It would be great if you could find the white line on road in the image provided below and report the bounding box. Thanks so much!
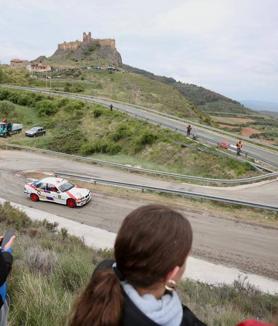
[1,197,277,295]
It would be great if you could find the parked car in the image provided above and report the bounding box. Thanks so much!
[217,141,229,149]
[25,126,46,137]
[24,177,92,208]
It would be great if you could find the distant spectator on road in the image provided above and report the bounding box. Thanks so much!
[236,140,243,156]
[110,104,113,111]
[0,235,15,326]
[69,204,206,326]
[186,124,192,137]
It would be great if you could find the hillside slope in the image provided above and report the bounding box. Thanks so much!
[124,65,252,115]
[0,88,256,178]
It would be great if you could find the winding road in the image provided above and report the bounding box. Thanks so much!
[0,150,277,280]
[4,85,278,168]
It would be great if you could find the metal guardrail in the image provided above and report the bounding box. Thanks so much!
[56,171,278,212]
[2,143,277,186]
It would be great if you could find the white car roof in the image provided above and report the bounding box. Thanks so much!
[39,177,69,186]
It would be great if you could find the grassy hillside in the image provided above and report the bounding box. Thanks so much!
[123,65,278,146]
[0,65,205,120]
[0,88,256,178]
[1,202,277,326]
[124,64,251,114]
[2,65,277,146]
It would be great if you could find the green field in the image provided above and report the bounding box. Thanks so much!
[0,88,257,178]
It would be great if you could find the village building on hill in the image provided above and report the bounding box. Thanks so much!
[10,58,29,68]
[26,63,52,73]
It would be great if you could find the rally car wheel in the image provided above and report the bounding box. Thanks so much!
[30,193,39,202]
[67,198,76,208]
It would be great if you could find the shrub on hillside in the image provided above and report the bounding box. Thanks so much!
[93,108,102,118]
[47,128,87,154]
[57,98,70,108]
[64,82,84,93]
[36,100,58,117]
[64,101,84,113]
[0,89,10,100]
[0,100,16,116]
[80,141,121,155]
[0,202,32,229]
[25,246,58,276]
[133,131,158,152]
[112,125,131,141]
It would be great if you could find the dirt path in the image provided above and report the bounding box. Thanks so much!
[0,150,277,279]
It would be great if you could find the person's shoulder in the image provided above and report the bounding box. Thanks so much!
[181,305,207,326]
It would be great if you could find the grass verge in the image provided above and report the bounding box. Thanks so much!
[1,202,277,325]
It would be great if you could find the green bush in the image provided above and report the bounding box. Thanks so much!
[134,131,158,152]
[36,100,58,117]
[0,89,10,100]
[46,128,87,154]
[81,141,121,155]
[112,125,131,141]
[64,82,84,93]
[64,101,84,113]
[0,100,16,116]
[93,108,102,118]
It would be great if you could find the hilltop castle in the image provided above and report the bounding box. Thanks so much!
[58,32,116,51]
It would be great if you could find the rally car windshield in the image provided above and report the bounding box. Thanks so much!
[59,182,74,192]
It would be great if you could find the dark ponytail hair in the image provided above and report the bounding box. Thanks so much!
[69,205,193,326]
[69,268,123,326]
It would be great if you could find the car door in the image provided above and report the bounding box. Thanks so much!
[46,183,65,204]
[35,181,47,201]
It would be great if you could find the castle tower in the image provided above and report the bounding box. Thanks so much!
[83,32,92,43]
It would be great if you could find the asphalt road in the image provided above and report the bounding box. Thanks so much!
[0,150,277,279]
[6,85,278,168]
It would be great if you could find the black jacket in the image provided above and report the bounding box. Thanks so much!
[0,251,13,308]
[94,260,206,326]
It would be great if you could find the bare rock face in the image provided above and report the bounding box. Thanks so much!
[49,32,122,67]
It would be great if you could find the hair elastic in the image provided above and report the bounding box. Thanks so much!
[112,262,125,281]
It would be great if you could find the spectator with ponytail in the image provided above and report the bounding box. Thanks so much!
[69,204,206,326]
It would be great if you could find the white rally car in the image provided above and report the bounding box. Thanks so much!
[24,177,92,208]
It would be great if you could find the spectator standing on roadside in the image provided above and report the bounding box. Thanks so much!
[186,124,192,137]
[70,204,206,326]
[0,235,15,326]
[236,140,243,156]
[110,104,113,111]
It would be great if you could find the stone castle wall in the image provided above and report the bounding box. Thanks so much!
[96,39,115,49]
[58,40,81,51]
[57,33,115,51]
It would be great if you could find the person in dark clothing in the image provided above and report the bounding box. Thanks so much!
[110,104,113,111]
[69,205,206,326]
[0,235,15,326]
[186,125,192,137]
[236,140,243,156]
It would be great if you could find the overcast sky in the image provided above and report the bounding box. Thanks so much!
[1,0,277,102]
